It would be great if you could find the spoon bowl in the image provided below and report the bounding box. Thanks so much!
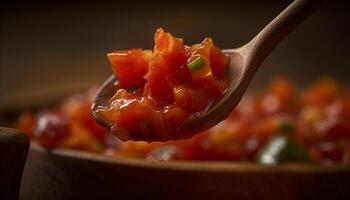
[92,0,322,141]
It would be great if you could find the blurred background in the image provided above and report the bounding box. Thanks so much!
[0,0,349,113]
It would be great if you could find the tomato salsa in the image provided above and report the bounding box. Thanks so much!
[17,77,350,165]
[98,28,229,141]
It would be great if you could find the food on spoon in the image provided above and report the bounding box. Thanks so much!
[97,28,229,141]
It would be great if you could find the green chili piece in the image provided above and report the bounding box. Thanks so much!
[257,134,309,165]
[188,56,205,71]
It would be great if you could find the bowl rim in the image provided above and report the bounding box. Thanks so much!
[30,143,350,173]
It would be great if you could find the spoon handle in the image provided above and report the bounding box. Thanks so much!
[245,0,322,67]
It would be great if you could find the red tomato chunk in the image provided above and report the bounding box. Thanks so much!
[101,28,229,141]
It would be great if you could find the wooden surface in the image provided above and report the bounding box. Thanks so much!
[20,144,350,200]
[0,128,29,200]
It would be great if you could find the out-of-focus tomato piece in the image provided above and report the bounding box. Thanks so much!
[308,146,323,163]
[254,77,297,115]
[325,98,350,122]
[17,112,36,137]
[268,77,295,101]
[61,94,91,122]
[108,48,149,90]
[61,92,108,141]
[343,147,350,163]
[252,117,280,145]
[201,120,253,161]
[33,111,70,148]
[302,77,343,106]
[60,121,104,152]
[315,119,350,141]
[314,142,345,163]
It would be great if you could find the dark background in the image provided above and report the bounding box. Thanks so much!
[1,0,349,112]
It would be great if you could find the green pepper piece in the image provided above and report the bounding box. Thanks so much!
[188,56,205,71]
[257,134,309,165]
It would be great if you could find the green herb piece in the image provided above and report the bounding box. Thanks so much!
[188,56,205,71]
[257,134,309,165]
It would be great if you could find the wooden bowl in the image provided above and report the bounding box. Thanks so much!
[20,143,350,200]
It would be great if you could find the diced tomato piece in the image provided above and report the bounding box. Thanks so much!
[205,38,229,79]
[103,97,165,141]
[173,85,210,112]
[108,49,149,89]
[144,28,187,103]
[153,28,186,63]
[163,105,188,132]
[144,55,175,103]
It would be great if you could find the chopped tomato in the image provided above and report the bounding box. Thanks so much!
[101,28,229,141]
[108,49,149,90]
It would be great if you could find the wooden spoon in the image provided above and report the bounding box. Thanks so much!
[92,0,322,141]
